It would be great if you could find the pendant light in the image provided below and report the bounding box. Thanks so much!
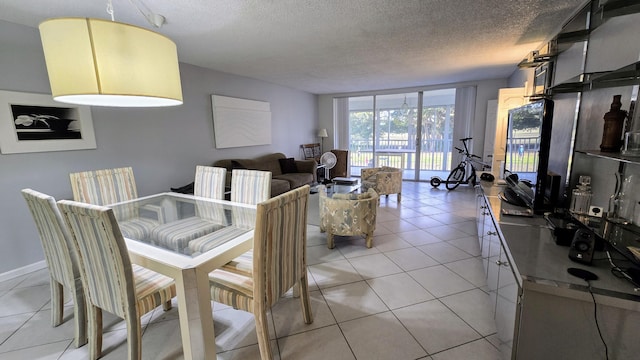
[400,95,410,115]
[38,0,183,107]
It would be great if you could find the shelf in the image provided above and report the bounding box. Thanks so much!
[595,0,640,20]
[591,61,640,89]
[548,61,640,95]
[548,72,606,94]
[575,149,640,164]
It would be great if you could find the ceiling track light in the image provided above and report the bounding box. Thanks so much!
[38,0,183,107]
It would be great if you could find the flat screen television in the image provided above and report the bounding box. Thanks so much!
[504,98,554,214]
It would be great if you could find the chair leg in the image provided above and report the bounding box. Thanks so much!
[126,315,142,360]
[163,299,172,311]
[327,233,335,249]
[88,305,103,360]
[254,303,273,360]
[365,233,373,248]
[397,192,401,202]
[72,280,88,347]
[50,278,63,327]
[298,274,314,324]
[292,282,300,298]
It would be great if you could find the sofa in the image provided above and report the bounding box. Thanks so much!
[213,153,316,197]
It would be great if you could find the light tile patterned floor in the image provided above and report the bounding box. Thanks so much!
[0,182,501,359]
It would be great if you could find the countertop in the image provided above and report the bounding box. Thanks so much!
[480,182,640,304]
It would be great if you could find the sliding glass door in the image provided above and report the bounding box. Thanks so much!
[417,89,456,181]
[347,89,456,181]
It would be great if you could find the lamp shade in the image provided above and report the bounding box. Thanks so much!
[39,18,183,107]
[317,128,328,138]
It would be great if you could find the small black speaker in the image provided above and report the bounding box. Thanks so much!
[568,228,596,265]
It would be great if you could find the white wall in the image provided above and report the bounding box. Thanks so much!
[0,20,318,275]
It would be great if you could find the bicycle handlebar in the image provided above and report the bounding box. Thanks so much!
[471,154,482,159]
[460,137,472,141]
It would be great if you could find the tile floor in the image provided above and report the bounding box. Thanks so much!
[0,182,502,360]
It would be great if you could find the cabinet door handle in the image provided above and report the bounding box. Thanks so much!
[480,206,487,209]
[496,260,510,267]
[487,231,497,236]
[482,212,490,215]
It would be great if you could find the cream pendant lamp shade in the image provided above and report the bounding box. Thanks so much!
[39,18,183,107]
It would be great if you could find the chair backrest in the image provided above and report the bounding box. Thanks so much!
[58,200,135,319]
[253,185,309,307]
[301,143,321,162]
[21,189,81,289]
[230,169,272,205]
[194,166,227,199]
[70,167,138,205]
[330,149,349,178]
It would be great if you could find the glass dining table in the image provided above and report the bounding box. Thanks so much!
[108,192,257,360]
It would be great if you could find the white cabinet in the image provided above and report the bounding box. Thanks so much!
[476,191,522,359]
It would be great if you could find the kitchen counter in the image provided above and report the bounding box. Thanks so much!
[482,182,640,302]
[478,182,640,360]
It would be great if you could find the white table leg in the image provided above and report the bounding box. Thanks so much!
[175,267,216,359]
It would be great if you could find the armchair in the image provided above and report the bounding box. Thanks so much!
[319,185,378,248]
[361,166,402,202]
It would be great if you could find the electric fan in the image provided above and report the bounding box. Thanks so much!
[319,151,337,184]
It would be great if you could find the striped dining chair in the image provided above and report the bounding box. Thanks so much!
[151,166,227,253]
[69,167,159,240]
[58,200,176,360]
[193,165,227,198]
[21,189,87,348]
[209,185,313,360]
[230,169,272,205]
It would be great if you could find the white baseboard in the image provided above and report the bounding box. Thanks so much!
[0,260,47,283]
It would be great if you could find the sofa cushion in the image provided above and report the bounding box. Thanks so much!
[273,173,313,190]
[278,157,298,173]
[271,179,291,197]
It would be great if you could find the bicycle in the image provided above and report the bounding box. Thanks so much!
[430,137,489,190]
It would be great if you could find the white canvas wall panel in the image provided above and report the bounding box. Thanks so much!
[211,95,271,149]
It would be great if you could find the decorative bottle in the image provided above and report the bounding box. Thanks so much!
[570,175,592,215]
[600,95,628,152]
[608,173,634,224]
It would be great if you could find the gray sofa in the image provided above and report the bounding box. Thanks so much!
[213,152,316,197]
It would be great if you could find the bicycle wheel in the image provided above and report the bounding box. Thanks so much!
[445,165,465,190]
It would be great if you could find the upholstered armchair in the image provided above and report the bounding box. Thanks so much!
[319,185,378,248]
[361,166,402,202]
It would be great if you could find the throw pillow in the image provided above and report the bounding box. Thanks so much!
[231,160,247,169]
[279,158,298,173]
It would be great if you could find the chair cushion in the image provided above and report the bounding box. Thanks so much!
[221,250,253,276]
[209,269,254,311]
[132,264,176,315]
[151,217,224,253]
[188,227,253,256]
[333,192,372,200]
[278,157,298,173]
[119,217,159,241]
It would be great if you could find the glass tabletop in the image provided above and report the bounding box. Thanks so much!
[108,192,256,258]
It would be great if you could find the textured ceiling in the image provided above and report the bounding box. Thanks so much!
[0,0,588,94]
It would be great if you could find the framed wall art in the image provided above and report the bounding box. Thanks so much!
[0,90,96,154]
[211,94,271,149]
